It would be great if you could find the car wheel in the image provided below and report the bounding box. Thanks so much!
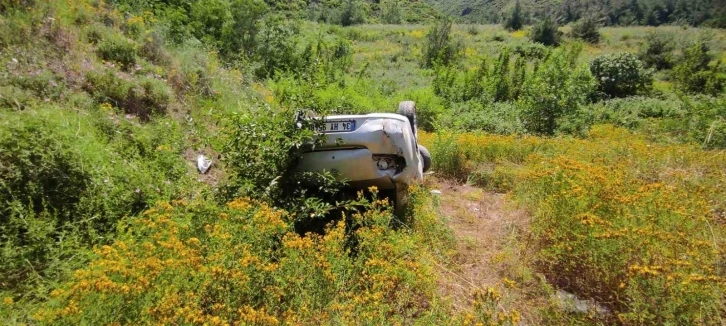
[397,101,417,138]
[419,145,431,173]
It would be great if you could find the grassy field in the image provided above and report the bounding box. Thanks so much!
[1,0,725,324]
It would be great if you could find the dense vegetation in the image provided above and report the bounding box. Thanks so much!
[426,0,726,27]
[1,0,725,324]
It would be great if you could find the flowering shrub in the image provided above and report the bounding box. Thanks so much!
[22,186,521,325]
[33,194,431,324]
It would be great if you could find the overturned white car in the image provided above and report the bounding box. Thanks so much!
[296,101,431,214]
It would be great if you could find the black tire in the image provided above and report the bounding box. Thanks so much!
[419,145,431,173]
[397,101,417,138]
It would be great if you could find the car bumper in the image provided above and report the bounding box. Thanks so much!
[296,114,423,189]
[297,149,398,189]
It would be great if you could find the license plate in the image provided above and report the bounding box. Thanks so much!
[313,120,356,133]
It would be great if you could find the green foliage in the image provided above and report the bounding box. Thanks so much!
[433,51,528,104]
[220,104,320,211]
[0,107,190,298]
[427,0,725,27]
[421,17,461,68]
[253,17,299,79]
[529,16,561,46]
[402,88,445,132]
[570,16,600,43]
[681,95,726,149]
[510,42,549,60]
[519,46,595,135]
[380,0,403,24]
[639,30,675,70]
[672,40,725,96]
[590,53,653,99]
[96,35,137,70]
[189,0,230,46]
[221,0,268,59]
[503,0,524,31]
[588,96,683,129]
[642,95,726,149]
[84,70,170,119]
[430,132,469,181]
[440,102,524,134]
[138,32,171,66]
[0,0,34,13]
[340,0,365,26]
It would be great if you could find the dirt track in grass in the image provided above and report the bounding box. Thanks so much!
[430,178,550,324]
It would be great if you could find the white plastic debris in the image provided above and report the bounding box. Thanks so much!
[430,190,442,195]
[197,155,212,174]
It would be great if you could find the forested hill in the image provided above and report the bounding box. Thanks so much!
[110,0,441,25]
[424,0,726,27]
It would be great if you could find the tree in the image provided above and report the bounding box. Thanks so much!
[222,0,268,58]
[504,0,524,31]
[639,30,675,70]
[340,0,363,26]
[673,40,725,96]
[254,17,299,78]
[530,17,561,46]
[519,46,595,135]
[381,0,403,24]
[421,18,461,68]
[189,0,230,45]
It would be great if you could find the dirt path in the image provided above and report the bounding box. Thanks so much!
[431,179,547,324]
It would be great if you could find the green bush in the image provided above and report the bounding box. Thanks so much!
[529,16,561,46]
[510,42,548,59]
[639,30,675,70]
[666,95,726,149]
[590,53,653,99]
[96,35,137,70]
[672,40,725,96]
[570,16,600,43]
[519,46,595,135]
[220,104,314,203]
[421,17,461,68]
[401,88,445,132]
